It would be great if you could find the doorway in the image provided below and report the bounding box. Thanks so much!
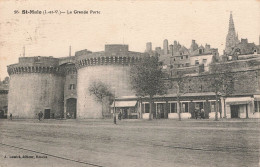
[230,105,239,118]
[157,103,165,119]
[66,98,77,119]
[122,108,128,119]
[44,109,51,119]
[0,110,4,118]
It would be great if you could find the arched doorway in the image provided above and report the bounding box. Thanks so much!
[0,110,4,118]
[66,98,77,119]
[0,106,8,119]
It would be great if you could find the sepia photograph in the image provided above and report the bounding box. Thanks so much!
[0,0,259,166]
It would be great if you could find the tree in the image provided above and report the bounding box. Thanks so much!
[130,55,167,120]
[88,81,114,118]
[170,70,190,121]
[175,73,184,121]
[210,63,234,120]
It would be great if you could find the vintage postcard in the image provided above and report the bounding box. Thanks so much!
[0,0,259,167]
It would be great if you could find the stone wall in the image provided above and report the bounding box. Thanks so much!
[169,69,259,96]
[0,92,8,111]
[211,58,260,71]
[18,57,59,67]
[105,44,129,53]
[77,65,134,119]
[8,73,64,118]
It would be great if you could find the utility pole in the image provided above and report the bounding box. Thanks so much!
[23,46,25,57]
[69,45,71,57]
[113,89,116,124]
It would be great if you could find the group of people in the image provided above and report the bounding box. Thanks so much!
[9,111,44,121]
[113,111,123,125]
[194,108,205,119]
[66,112,75,119]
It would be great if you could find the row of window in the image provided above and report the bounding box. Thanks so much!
[172,59,207,67]
[143,102,217,113]
[173,55,189,61]
[176,63,190,68]
[195,59,207,65]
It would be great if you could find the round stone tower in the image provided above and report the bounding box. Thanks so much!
[7,56,65,119]
[75,44,144,119]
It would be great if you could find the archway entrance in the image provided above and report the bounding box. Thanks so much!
[66,98,77,119]
[0,110,4,118]
[0,106,8,119]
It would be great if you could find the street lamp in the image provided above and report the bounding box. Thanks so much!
[112,87,116,124]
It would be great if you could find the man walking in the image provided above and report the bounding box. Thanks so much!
[118,111,122,120]
[38,111,43,121]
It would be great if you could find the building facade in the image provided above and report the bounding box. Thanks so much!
[7,45,144,119]
[0,77,9,118]
[7,57,65,119]
[5,12,260,120]
[75,44,144,118]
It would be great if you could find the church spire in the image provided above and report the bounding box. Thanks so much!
[228,12,236,33]
[225,12,239,55]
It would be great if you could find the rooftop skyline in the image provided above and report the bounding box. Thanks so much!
[0,0,260,78]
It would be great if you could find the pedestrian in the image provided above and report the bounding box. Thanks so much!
[118,111,122,120]
[38,112,41,121]
[40,111,43,120]
[9,113,12,120]
[38,111,43,121]
[195,109,198,119]
[200,109,205,119]
[67,112,70,119]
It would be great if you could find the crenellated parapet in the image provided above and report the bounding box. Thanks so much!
[7,64,64,76]
[7,56,66,76]
[64,64,77,75]
[75,44,145,69]
[75,55,143,69]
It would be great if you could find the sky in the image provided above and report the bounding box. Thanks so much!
[0,0,260,79]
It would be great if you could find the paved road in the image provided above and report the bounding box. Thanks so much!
[0,119,259,167]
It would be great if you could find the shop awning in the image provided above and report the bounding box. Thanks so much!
[225,97,253,105]
[254,95,260,101]
[111,101,137,108]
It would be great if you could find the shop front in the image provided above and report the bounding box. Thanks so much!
[111,100,138,119]
[225,97,254,118]
[253,95,260,118]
